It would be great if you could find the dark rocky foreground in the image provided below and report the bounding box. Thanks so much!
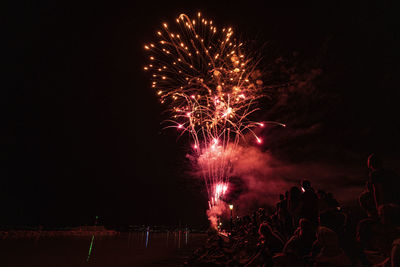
[185,230,259,266]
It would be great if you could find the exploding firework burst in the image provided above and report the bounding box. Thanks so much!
[143,12,283,209]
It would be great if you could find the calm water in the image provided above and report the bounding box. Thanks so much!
[0,231,207,267]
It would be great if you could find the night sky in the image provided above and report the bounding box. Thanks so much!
[4,1,400,228]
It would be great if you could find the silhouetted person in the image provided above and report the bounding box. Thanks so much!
[317,190,330,213]
[277,193,291,238]
[283,218,316,258]
[247,222,284,266]
[313,226,352,267]
[377,204,400,255]
[273,218,315,267]
[359,190,378,219]
[367,154,400,209]
[259,222,285,254]
[288,186,302,230]
[276,194,285,211]
[357,191,380,255]
[391,238,400,267]
[300,180,319,224]
[320,208,370,266]
[258,208,267,224]
[326,193,340,210]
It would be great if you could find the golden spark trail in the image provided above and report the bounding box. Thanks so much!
[143,12,284,208]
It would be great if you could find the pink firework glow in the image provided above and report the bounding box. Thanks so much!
[143,12,284,209]
[208,183,228,209]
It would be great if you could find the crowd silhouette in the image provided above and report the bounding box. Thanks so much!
[187,154,400,266]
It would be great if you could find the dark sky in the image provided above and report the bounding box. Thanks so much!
[4,1,400,228]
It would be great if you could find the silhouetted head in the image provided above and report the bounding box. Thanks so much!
[301,180,312,190]
[258,222,273,238]
[367,153,383,171]
[279,194,284,201]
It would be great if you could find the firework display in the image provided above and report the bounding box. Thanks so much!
[143,13,281,209]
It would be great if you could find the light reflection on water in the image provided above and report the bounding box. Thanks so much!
[126,228,190,249]
[0,230,206,266]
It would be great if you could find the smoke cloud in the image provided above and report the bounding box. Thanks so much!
[228,145,366,215]
[207,202,228,229]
